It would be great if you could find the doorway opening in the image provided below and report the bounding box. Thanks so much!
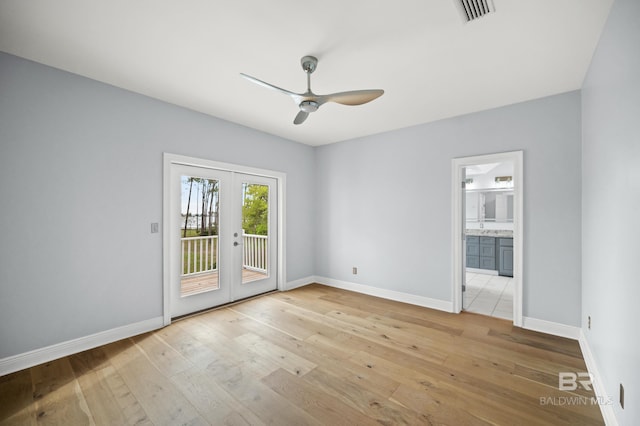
[163,154,286,324]
[452,151,523,326]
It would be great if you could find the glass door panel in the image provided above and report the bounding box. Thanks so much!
[233,174,277,301]
[241,183,270,284]
[170,165,231,318]
[179,175,220,296]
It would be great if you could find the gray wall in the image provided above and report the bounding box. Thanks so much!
[582,0,640,422]
[316,91,582,325]
[0,53,316,359]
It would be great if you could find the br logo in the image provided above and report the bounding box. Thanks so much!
[558,372,593,391]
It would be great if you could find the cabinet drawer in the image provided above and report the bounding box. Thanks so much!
[480,256,496,270]
[466,236,479,244]
[466,255,480,268]
[480,236,494,245]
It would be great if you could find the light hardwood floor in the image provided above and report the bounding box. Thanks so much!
[0,284,604,425]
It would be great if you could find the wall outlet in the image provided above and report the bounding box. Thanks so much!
[352,267,358,275]
[588,316,591,330]
[151,222,159,233]
[620,383,624,409]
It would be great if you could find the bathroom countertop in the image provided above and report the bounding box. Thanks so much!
[466,229,513,238]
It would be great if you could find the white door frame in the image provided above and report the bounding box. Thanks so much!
[162,153,286,325]
[451,150,523,327]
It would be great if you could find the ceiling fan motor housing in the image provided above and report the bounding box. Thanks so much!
[300,100,319,113]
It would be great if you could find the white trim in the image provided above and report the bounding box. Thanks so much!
[316,276,453,312]
[163,153,286,325]
[452,150,524,326]
[285,276,316,291]
[579,330,618,426]
[521,316,581,340]
[163,156,171,325]
[0,316,164,376]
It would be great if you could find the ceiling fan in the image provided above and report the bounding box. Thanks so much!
[240,55,384,125]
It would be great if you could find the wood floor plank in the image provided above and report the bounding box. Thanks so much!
[262,368,379,426]
[193,308,252,340]
[131,332,193,378]
[68,347,111,374]
[94,365,152,426]
[229,298,320,340]
[181,317,282,378]
[389,382,495,426]
[304,331,373,361]
[0,284,604,425]
[170,365,266,426]
[199,354,323,425]
[0,369,37,426]
[233,332,317,377]
[225,309,354,366]
[350,350,551,426]
[311,308,450,364]
[30,358,93,425]
[233,297,346,340]
[102,339,206,425]
[68,351,133,426]
[302,365,430,425]
[157,320,223,367]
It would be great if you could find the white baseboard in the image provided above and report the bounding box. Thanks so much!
[579,330,618,426]
[0,316,164,376]
[285,275,316,291]
[521,316,581,340]
[315,276,453,312]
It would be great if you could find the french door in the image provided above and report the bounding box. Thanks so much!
[168,163,277,318]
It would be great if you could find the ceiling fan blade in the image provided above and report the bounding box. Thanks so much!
[320,89,384,106]
[293,110,309,125]
[240,73,302,102]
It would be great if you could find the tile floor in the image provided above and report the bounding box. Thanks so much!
[463,271,513,320]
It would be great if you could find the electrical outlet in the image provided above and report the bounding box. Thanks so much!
[588,316,591,330]
[151,222,159,233]
[352,267,358,275]
[620,383,624,409]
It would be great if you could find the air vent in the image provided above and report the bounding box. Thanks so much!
[457,0,495,22]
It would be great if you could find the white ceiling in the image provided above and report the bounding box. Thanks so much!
[0,1,613,146]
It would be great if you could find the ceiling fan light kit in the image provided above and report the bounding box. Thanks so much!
[241,55,384,125]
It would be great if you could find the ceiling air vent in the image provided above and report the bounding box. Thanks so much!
[457,0,495,22]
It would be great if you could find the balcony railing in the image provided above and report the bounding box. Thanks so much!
[181,233,267,277]
[182,235,218,276]
[243,233,268,273]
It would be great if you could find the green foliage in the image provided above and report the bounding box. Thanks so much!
[242,184,269,235]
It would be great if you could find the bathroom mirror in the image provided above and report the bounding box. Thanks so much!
[466,189,513,223]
